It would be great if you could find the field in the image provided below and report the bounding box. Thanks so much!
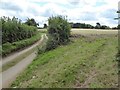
[11,29,118,88]
[71,28,118,35]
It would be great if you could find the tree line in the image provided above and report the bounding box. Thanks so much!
[69,22,111,29]
[43,22,120,29]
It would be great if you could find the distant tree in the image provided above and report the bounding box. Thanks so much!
[95,22,101,29]
[69,22,73,28]
[85,24,94,29]
[117,25,120,29]
[43,23,47,28]
[71,23,94,29]
[25,18,39,27]
[112,27,117,29]
[100,25,110,29]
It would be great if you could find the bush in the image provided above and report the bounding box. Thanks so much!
[46,16,71,51]
[45,35,59,51]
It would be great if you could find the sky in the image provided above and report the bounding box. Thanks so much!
[0,0,120,27]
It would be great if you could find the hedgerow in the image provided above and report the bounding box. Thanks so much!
[2,32,42,56]
[1,16,37,44]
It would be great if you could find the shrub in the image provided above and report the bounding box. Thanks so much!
[45,35,59,51]
[46,16,71,51]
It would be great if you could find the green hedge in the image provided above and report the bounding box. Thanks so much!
[1,16,37,44]
[2,32,42,56]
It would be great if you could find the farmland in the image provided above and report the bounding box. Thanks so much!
[1,0,120,89]
[71,28,118,35]
[1,16,119,88]
[11,29,118,88]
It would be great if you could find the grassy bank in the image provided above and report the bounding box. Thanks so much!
[11,35,118,88]
[2,34,47,72]
[2,32,42,56]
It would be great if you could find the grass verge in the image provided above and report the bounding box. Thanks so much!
[11,35,118,88]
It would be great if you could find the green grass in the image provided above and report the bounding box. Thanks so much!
[2,34,47,72]
[11,35,118,88]
[2,32,42,56]
[38,29,47,32]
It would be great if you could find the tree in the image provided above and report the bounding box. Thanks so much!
[95,22,101,29]
[25,18,39,27]
[71,23,94,29]
[43,23,47,28]
[117,25,120,29]
[100,25,110,29]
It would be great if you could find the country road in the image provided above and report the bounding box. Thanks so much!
[1,34,45,66]
[1,51,37,88]
[0,29,118,88]
[1,34,48,88]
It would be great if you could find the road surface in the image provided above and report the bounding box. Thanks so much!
[1,34,45,66]
[0,34,48,88]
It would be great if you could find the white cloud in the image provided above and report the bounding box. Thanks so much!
[0,0,119,27]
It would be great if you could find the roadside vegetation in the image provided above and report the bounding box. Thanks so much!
[38,16,71,53]
[2,32,42,56]
[46,16,71,51]
[2,34,48,72]
[1,16,41,56]
[1,17,37,44]
[11,34,118,88]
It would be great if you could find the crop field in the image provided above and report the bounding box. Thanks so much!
[71,28,118,35]
[38,28,118,35]
[11,30,118,88]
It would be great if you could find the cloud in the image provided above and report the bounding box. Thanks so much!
[81,12,98,21]
[0,0,22,12]
[101,9,117,19]
[68,0,81,5]
[0,0,119,27]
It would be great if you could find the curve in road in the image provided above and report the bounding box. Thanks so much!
[1,34,48,88]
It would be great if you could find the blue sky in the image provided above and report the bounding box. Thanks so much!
[0,0,119,27]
